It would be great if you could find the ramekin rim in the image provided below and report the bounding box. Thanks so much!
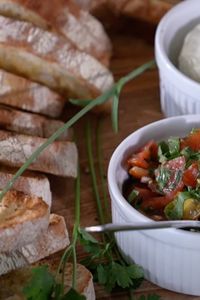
[155,0,200,93]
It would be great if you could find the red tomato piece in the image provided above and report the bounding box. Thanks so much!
[128,156,149,169]
[181,130,200,151]
[138,140,158,161]
[183,163,199,188]
[129,166,149,179]
[141,196,173,210]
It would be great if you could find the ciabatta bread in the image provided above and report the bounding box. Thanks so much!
[0,214,70,275]
[0,105,73,140]
[0,130,78,177]
[0,16,113,112]
[0,262,95,300]
[0,70,65,117]
[0,0,111,66]
[0,166,52,207]
[0,190,49,252]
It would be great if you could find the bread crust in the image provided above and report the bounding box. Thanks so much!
[0,105,73,140]
[0,190,49,252]
[0,129,78,177]
[0,15,113,112]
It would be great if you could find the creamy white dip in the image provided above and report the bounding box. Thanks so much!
[179,24,200,82]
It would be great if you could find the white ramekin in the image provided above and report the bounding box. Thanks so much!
[155,0,200,117]
[108,115,200,296]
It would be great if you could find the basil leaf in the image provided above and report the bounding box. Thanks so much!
[164,192,191,220]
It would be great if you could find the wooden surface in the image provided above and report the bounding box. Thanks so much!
[50,17,198,300]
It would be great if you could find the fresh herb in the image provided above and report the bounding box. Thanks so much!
[128,189,139,203]
[83,120,144,292]
[23,266,55,300]
[155,166,171,192]
[164,192,191,220]
[168,137,180,156]
[158,137,180,163]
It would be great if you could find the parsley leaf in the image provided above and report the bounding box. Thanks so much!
[164,192,191,220]
[97,262,144,292]
[156,166,171,192]
[23,266,55,300]
[158,138,180,163]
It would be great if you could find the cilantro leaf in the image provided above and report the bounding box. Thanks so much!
[23,266,55,300]
[164,192,191,220]
[62,288,86,300]
[155,166,171,192]
[158,141,169,163]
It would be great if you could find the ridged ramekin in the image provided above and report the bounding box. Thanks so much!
[108,115,200,296]
[155,0,200,117]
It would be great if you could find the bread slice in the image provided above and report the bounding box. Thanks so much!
[0,190,49,252]
[0,166,52,207]
[0,16,114,112]
[0,105,73,140]
[0,0,111,66]
[0,262,95,300]
[0,214,70,275]
[0,69,65,118]
[0,129,78,177]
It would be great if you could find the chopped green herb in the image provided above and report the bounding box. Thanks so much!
[155,166,171,192]
[158,141,169,163]
[168,137,180,156]
[164,192,191,220]
[128,189,139,203]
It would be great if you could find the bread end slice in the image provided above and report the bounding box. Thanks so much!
[0,190,49,252]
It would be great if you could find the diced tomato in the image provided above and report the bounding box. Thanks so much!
[128,156,149,169]
[183,163,199,188]
[181,130,200,151]
[141,196,173,210]
[157,156,185,194]
[137,140,158,161]
[134,186,158,199]
[129,166,149,179]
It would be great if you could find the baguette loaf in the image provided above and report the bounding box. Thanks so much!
[0,262,95,300]
[0,0,111,66]
[0,214,70,275]
[0,130,78,177]
[0,70,65,117]
[0,16,114,111]
[0,190,49,252]
[0,166,52,207]
[0,105,73,140]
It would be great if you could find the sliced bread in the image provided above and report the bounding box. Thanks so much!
[0,129,78,177]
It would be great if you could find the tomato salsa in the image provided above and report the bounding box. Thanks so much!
[123,129,200,221]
